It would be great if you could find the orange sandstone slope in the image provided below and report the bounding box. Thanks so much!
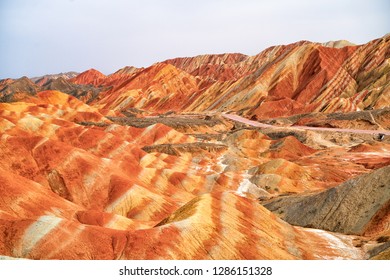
[69,68,107,87]
[97,63,200,112]
[81,35,388,117]
[0,90,389,259]
[182,36,389,118]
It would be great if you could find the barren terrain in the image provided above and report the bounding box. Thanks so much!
[0,35,389,259]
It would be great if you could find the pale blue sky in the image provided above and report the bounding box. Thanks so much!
[1,0,389,78]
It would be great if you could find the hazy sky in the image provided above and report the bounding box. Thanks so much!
[1,0,389,78]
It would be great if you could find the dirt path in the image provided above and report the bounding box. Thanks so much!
[222,113,390,136]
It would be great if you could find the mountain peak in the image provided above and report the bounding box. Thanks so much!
[322,40,356,48]
[70,68,106,86]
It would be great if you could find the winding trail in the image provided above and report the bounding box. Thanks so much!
[222,113,390,136]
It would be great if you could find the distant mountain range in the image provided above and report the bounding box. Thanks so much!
[31,71,79,85]
[2,35,389,120]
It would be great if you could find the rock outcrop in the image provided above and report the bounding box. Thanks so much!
[263,166,390,236]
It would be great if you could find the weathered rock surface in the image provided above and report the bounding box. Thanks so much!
[263,166,390,236]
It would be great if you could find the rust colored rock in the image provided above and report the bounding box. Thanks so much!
[69,68,107,86]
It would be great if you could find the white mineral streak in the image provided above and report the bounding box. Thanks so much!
[15,215,62,257]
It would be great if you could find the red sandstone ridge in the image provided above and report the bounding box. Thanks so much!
[94,63,200,112]
[63,34,387,120]
[164,53,251,82]
[2,35,389,118]
[69,68,107,86]
[0,35,389,260]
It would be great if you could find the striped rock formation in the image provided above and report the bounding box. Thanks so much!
[82,34,388,118]
[2,35,388,118]
[0,35,389,259]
